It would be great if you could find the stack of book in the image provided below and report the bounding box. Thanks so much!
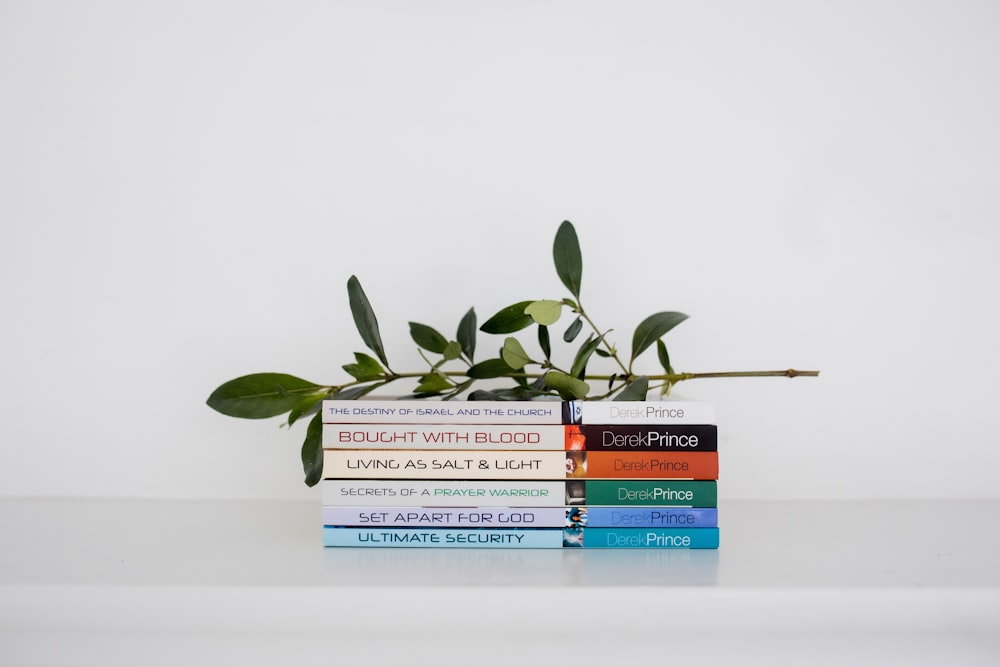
[320,400,719,549]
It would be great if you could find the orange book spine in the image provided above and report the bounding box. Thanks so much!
[574,451,718,480]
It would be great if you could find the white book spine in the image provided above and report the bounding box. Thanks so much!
[578,401,716,425]
[322,400,566,424]
[321,400,715,425]
[322,479,566,507]
[323,424,569,450]
[324,450,569,479]
[322,506,568,528]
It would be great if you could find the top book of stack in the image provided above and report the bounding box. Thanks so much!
[322,400,716,425]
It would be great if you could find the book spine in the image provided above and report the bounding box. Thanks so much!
[323,450,568,479]
[583,507,718,528]
[321,400,714,425]
[323,527,564,548]
[322,480,566,506]
[322,506,568,528]
[323,424,571,450]
[323,424,717,451]
[322,506,719,528]
[322,480,717,507]
[322,400,570,424]
[323,450,718,480]
[322,527,719,548]
[577,451,718,479]
[575,424,717,451]
[573,527,719,549]
[577,401,716,425]
[579,480,718,507]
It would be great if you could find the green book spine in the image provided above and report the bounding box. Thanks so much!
[582,480,717,507]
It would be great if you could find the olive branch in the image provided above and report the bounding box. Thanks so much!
[206,220,818,486]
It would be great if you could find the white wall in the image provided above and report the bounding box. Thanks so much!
[2,0,998,501]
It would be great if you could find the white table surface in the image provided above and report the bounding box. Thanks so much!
[1,498,998,666]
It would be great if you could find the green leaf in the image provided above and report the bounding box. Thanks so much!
[341,352,385,382]
[657,339,676,397]
[206,373,327,419]
[615,376,650,401]
[538,325,551,360]
[553,220,583,298]
[467,358,515,379]
[480,301,535,334]
[524,300,563,326]
[631,312,688,363]
[563,316,583,342]
[347,275,389,367]
[457,308,477,361]
[409,322,449,354]
[544,370,590,400]
[331,384,381,400]
[415,372,453,394]
[287,391,329,427]
[657,339,674,374]
[301,412,324,487]
[443,379,474,400]
[470,385,555,401]
[468,389,500,400]
[442,341,462,361]
[501,337,533,370]
[570,333,606,379]
[529,375,548,391]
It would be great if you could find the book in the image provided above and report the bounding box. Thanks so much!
[573,451,718,480]
[583,507,718,528]
[322,526,720,548]
[322,479,717,507]
[322,400,716,425]
[321,526,560,547]
[322,423,717,451]
[576,424,717,451]
[322,506,569,528]
[583,480,717,506]
[324,423,570,450]
[321,506,719,528]
[323,400,570,424]
[323,449,567,479]
[322,450,719,480]
[578,401,716,425]
[574,527,719,549]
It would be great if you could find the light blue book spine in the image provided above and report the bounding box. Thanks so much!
[323,527,720,548]
[323,527,564,548]
[585,507,718,528]
[577,528,719,549]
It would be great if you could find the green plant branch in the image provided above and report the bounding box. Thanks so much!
[206,219,821,487]
[326,367,820,400]
[575,300,629,376]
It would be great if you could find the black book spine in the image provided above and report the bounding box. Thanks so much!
[578,424,717,452]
